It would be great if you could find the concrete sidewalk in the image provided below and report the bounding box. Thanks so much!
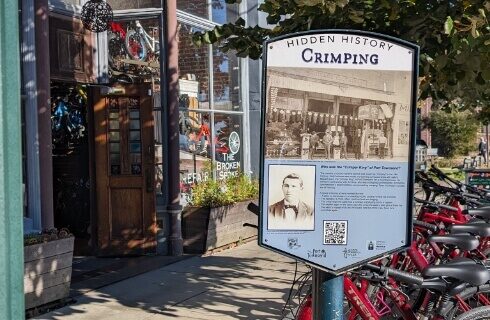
[34,241,309,319]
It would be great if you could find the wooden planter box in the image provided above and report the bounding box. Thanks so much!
[24,237,75,310]
[182,200,258,254]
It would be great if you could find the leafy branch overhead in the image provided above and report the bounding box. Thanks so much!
[193,0,490,110]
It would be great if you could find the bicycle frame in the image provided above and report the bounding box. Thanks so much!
[345,276,418,320]
[133,20,159,54]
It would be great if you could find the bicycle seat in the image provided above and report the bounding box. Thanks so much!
[449,223,490,237]
[422,262,490,286]
[428,233,479,251]
[464,207,490,220]
[445,257,480,266]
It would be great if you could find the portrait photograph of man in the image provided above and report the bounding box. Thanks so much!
[267,165,315,230]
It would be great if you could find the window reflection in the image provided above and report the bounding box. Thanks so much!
[179,111,212,204]
[213,46,240,111]
[211,0,239,24]
[178,23,209,109]
[179,111,212,158]
[177,0,209,20]
[106,0,162,10]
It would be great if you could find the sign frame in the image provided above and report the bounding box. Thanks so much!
[258,29,419,274]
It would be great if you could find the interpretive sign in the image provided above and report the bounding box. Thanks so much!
[259,30,418,274]
[466,169,490,190]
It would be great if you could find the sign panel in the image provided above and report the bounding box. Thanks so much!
[466,169,490,190]
[259,30,418,274]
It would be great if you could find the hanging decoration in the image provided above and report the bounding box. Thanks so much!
[81,0,113,33]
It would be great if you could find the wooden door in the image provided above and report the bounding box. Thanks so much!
[92,84,156,255]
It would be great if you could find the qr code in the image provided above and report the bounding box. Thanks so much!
[323,220,348,245]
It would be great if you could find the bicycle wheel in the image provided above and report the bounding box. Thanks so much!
[454,306,490,320]
[125,29,147,60]
[446,285,490,318]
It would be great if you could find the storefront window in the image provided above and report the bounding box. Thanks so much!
[107,0,162,10]
[107,18,160,84]
[214,113,242,180]
[177,0,239,25]
[211,0,239,24]
[213,46,240,111]
[179,110,212,203]
[177,0,209,20]
[178,23,210,109]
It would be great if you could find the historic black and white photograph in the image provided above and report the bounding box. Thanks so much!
[264,67,413,161]
[267,164,315,230]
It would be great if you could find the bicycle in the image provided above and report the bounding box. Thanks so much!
[51,85,87,150]
[108,21,160,82]
[124,20,160,61]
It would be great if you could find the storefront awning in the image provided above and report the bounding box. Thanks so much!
[358,104,393,120]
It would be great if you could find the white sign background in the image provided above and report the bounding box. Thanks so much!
[267,33,414,71]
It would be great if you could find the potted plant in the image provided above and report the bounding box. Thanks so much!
[24,228,75,310]
[182,172,259,254]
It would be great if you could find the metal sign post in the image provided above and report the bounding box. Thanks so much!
[258,30,418,318]
[312,269,344,319]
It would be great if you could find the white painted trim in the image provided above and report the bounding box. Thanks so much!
[22,0,42,231]
[239,0,251,175]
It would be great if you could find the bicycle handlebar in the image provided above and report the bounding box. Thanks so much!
[364,264,424,285]
[413,220,439,232]
[414,197,458,212]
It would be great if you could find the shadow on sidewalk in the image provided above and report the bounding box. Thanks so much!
[38,243,307,319]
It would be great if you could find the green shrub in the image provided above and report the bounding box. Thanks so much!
[189,172,259,208]
[433,158,461,169]
[422,110,478,158]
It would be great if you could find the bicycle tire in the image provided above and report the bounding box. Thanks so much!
[125,29,147,61]
[454,306,490,320]
[445,285,490,319]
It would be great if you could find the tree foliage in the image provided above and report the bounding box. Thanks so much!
[194,0,490,111]
[423,110,479,157]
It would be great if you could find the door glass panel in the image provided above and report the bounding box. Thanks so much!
[131,164,142,175]
[130,142,141,153]
[129,98,139,107]
[130,153,142,175]
[110,143,120,153]
[130,110,140,119]
[109,120,120,130]
[109,132,120,141]
[130,120,140,130]
[129,131,141,141]
[110,153,120,164]
[130,153,141,164]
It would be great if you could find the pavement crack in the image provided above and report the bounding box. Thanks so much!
[159,286,217,311]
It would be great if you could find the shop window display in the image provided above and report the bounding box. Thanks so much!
[107,18,160,84]
[179,110,212,202]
